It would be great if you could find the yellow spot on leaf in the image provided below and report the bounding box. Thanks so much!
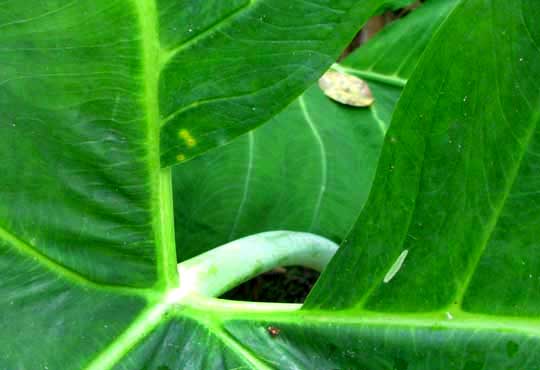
[178,129,197,148]
[176,153,186,162]
[318,71,374,107]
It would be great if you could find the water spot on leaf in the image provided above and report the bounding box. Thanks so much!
[318,71,374,107]
[506,340,519,358]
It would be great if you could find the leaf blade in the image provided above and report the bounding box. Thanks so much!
[305,0,540,317]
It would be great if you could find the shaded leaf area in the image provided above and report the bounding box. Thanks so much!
[223,317,540,370]
[114,317,257,370]
[173,81,398,261]
[0,239,146,369]
[114,309,540,370]
[342,0,459,81]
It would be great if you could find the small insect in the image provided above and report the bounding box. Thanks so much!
[318,70,374,107]
[266,325,281,337]
[383,249,409,283]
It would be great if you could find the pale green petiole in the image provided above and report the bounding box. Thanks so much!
[177,231,339,298]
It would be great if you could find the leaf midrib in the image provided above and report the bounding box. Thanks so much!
[135,0,177,289]
[208,305,540,339]
[87,287,540,370]
[0,0,178,291]
[84,1,180,366]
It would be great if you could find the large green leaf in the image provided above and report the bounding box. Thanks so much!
[138,0,539,367]
[0,0,411,369]
[297,0,540,366]
[3,0,539,369]
[172,0,457,261]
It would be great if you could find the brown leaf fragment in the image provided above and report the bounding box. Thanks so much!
[318,71,374,107]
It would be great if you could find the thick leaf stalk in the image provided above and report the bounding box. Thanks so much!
[177,231,338,298]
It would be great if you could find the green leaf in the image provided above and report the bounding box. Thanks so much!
[0,0,403,368]
[157,0,397,167]
[291,0,540,366]
[172,0,457,261]
[0,2,178,367]
[0,0,176,289]
[4,0,539,369]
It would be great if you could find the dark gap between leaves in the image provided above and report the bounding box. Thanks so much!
[220,266,320,303]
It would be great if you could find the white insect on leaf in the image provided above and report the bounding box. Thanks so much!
[318,71,374,107]
[383,249,409,283]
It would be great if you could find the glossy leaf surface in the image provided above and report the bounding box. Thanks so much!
[2,0,539,369]
[0,0,409,368]
[301,0,540,367]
